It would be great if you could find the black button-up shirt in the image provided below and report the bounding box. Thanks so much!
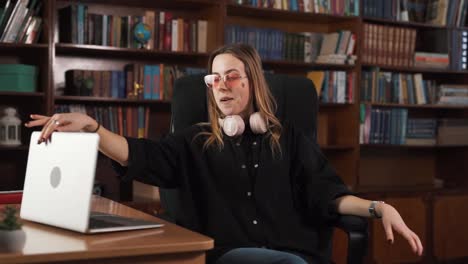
[114,122,351,264]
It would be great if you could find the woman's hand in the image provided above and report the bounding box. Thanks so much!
[25,113,98,143]
[377,203,424,256]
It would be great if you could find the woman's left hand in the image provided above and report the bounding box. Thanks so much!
[378,203,424,256]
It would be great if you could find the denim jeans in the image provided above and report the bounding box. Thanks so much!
[216,248,309,264]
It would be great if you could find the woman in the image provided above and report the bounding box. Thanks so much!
[26,44,423,264]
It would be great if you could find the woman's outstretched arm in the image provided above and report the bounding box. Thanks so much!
[26,113,129,166]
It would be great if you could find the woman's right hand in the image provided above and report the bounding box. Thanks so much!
[25,113,98,144]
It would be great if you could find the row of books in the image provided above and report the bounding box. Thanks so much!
[55,104,149,138]
[0,0,42,43]
[406,118,438,145]
[362,23,417,68]
[63,65,206,100]
[362,0,410,21]
[225,25,356,64]
[362,109,468,146]
[359,106,408,145]
[361,69,438,104]
[306,70,355,103]
[363,0,468,27]
[437,84,468,105]
[58,4,208,53]
[427,0,468,27]
[232,0,360,16]
[360,105,468,146]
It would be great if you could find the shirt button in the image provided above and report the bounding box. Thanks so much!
[241,164,246,169]
[253,220,258,225]
[254,164,259,168]
[236,142,240,146]
[253,141,257,146]
[247,191,252,197]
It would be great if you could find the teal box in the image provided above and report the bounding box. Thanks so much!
[0,64,38,92]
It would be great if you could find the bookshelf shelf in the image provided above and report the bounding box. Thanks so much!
[0,43,48,50]
[321,144,355,150]
[363,102,468,110]
[357,184,441,194]
[361,63,468,74]
[0,91,45,97]
[227,4,360,23]
[61,0,219,9]
[55,44,210,60]
[54,95,171,105]
[360,144,468,149]
[319,102,355,107]
[263,59,356,70]
[358,185,468,196]
[362,17,449,30]
[0,145,29,151]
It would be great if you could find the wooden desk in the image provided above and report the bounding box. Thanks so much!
[0,196,213,264]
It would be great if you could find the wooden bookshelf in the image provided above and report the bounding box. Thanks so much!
[360,1,468,261]
[226,3,360,23]
[55,43,211,59]
[1,0,468,263]
[362,63,468,74]
[55,95,171,104]
[0,91,45,97]
[362,102,468,109]
[363,17,450,29]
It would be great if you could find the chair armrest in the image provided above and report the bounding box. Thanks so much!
[334,215,368,264]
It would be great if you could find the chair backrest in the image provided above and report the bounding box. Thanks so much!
[163,73,332,258]
[171,73,318,141]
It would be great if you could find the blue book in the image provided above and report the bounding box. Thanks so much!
[118,71,126,98]
[143,65,152,99]
[111,71,119,98]
[151,65,160,100]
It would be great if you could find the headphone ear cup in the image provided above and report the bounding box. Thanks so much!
[250,112,268,134]
[219,115,245,137]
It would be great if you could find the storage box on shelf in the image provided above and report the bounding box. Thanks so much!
[0,64,38,92]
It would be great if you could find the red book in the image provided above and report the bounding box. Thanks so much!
[0,191,23,204]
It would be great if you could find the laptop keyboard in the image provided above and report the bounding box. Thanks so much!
[89,212,163,230]
[89,217,128,229]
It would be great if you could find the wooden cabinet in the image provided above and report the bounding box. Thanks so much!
[369,196,427,264]
[433,194,468,261]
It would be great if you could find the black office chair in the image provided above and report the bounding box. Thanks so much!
[162,74,368,264]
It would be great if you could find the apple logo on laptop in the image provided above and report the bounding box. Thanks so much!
[50,166,61,188]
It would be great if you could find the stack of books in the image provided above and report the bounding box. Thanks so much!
[405,118,437,146]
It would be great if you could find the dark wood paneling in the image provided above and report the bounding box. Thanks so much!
[371,197,427,264]
[433,194,468,261]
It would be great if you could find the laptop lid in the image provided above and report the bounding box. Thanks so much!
[20,132,98,233]
[21,132,163,234]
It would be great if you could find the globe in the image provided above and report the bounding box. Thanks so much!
[133,22,151,48]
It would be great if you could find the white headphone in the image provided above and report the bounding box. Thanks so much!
[218,112,268,137]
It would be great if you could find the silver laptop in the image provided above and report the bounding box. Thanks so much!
[20,132,163,233]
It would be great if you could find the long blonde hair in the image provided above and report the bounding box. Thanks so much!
[199,44,282,155]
